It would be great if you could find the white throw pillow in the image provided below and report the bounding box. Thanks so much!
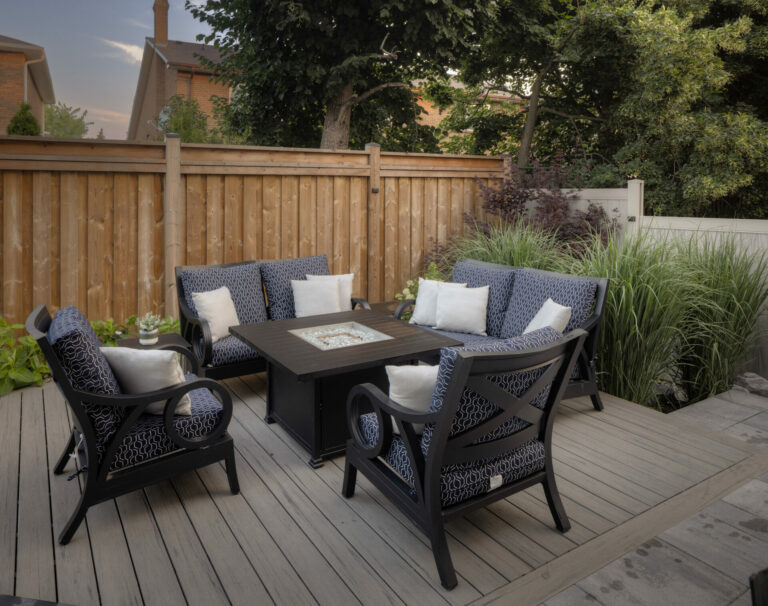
[100,347,192,415]
[191,285,239,343]
[409,279,466,326]
[524,298,572,334]
[291,279,343,317]
[386,364,439,435]
[434,284,489,335]
[306,273,354,311]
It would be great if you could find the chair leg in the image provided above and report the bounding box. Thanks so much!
[225,451,240,495]
[59,488,89,545]
[54,430,76,475]
[430,522,458,590]
[590,391,604,411]
[543,472,570,532]
[342,458,357,498]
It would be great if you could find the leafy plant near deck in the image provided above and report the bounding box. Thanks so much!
[0,319,49,395]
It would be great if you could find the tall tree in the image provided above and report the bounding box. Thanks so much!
[7,103,41,136]
[187,0,493,149]
[433,0,768,217]
[44,102,92,138]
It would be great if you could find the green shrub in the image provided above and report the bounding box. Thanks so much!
[676,235,768,402]
[7,103,41,136]
[0,319,49,395]
[436,221,571,273]
[568,234,700,409]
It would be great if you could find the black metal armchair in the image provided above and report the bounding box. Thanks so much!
[27,304,239,545]
[343,327,586,589]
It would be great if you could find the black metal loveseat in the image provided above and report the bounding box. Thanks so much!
[396,259,609,410]
[176,254,370,378]
[27,304,239,545]
[343,327,586,589]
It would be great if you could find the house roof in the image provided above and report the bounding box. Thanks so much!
[146,38,222,71]
[0,34,55,103]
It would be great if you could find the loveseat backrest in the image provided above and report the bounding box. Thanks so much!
[423,328,586,474]
[451,260,516,337]
[260,254,331,320]
[175,260,268,333]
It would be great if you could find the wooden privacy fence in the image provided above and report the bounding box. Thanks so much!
[0,136,505,324]
[0,135,641,325]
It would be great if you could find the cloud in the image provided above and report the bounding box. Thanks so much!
[124,17,151,30]
[88,107,131,124]
[100,39,144,64]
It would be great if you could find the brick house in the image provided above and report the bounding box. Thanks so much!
[127,0,230,141]
[0,35,55,133]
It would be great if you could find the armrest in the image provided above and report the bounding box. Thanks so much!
[351,297,371,310]
[346,382,437,459]
[162,377,232,449]
[393,299,416,320]
[177,294,214,366]
[155,343,200,375]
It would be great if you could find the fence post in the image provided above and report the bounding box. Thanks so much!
[627,179,644,237]
[164,134,181,318]
[366,143,382,303]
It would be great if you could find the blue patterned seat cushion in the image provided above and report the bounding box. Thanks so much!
[358,413,545,507]
[211,335,260,366]
[260,255,330,320]
[423,327,505,349]
[180,262,268,325]
[47,306,123,457]
[109,375,224,471]
[452,261,516,338]
[499,268,597,338]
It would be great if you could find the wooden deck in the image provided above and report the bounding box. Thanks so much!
[1,375,766,606]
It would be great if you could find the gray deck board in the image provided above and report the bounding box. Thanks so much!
[43,383,100,606]
[1,377,762,606]
[0,390,22,596]
[15,388,56,603]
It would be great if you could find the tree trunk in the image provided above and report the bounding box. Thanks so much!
[320,83,354,149]
[517,72,544,168]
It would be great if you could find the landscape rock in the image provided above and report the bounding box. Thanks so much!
[734,372,768,397]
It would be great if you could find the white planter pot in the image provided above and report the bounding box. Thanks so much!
[139,329,159,345]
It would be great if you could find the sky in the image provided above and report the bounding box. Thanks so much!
[1,0,213,139]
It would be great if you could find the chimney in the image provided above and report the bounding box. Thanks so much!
[154,0,169,45]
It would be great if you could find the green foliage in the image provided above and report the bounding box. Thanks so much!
[187,0,494,149]
[90,318,130,347]
[0,319,49,395]
[44,102,92,138]
[676,235,768,401]
[435,0,768,218]
[156,95,221,144]
[135,312,162,332]
[7,103,41,136]
[437,222,570,274]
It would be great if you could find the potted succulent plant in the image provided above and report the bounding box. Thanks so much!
[137,312,162,345]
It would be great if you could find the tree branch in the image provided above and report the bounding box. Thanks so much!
[342,82,411,109]
[539,106,604,121]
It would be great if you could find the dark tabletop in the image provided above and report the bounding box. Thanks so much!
[230,310,462,380]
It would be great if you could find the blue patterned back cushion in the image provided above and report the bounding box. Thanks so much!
[48,306,123,456]
[452,261,516,338]
[260,255,330,320]
[499,268,597,338]
[180,262,267,324]
[421,327,563,457]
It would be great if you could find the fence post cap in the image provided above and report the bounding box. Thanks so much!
[365,142,381,148]
[165,133,181,140]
